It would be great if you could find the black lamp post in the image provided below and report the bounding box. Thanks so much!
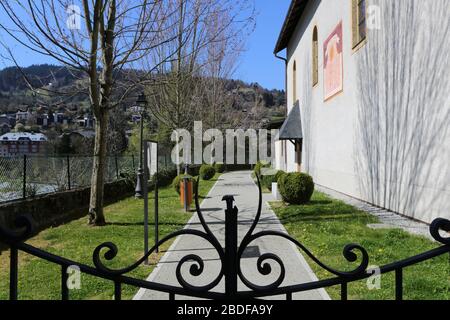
[135,92,148,198]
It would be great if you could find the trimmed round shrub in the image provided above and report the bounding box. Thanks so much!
[262,170,285,191]
[214,163,225,173]
[277,172,288,196]
[277,172,314,205]
[172,175,183,194]
[199,164,216,180]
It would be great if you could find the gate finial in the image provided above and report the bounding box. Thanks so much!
[222,195,235,212]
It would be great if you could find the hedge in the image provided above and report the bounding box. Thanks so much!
[214,163,225,173]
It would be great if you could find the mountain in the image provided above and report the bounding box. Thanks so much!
[0,64,286,117]
[0,64,81,92]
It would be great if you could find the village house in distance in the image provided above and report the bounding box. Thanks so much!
[274,0,449,224]
[0,132,48,157]
[0,105,98,157]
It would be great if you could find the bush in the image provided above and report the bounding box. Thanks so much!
[119,168,137,185]
[152,168,177,187]
[199,164,216,180]
[184,165,201,176]
[261,170,284,191]
[172,174,197,195]
[254,161,270,177]
[214,163,225,173]
[277,172,314,205]
[172,175,182,194]
[277,172,288,196]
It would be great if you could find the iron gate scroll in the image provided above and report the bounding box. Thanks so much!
[1,176,449,300]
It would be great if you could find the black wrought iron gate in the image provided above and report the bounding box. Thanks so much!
[1,177,449,300]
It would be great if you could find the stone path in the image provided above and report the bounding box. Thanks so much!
[315,185,433,241]
[134,171,329,300]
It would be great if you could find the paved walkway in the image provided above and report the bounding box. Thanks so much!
[316,185,433,241]
[134,171,329,300]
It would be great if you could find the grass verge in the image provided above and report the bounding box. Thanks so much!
[270,191,450,300]
[0,174,221,300]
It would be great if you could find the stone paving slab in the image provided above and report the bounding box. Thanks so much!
[134,171,329,300]
[315,185,433,241]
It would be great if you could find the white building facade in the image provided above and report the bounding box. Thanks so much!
[0,132,48,157]
[274,0,450,223]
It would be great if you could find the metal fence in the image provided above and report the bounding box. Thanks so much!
[0,154,171,203]
[1,177,449,301]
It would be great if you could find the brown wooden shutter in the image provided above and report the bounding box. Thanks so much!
[352,0,359,48]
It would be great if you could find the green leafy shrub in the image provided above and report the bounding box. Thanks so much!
[214,163,225,173]
[199,164,216,180]
[119,168,137,185]
[172,175,183,194]
[261,170,284,191]
[172,174,197,194]
[186,165,201,176]
[254,161,270,177]
[277,172,287,196]
[277,172,314,205]
[152,168,177,187]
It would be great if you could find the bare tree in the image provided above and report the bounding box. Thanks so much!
[145,0,255,170]
[0,0,180,225]
[198,8,253,131]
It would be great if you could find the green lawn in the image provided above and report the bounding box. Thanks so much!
[0,174,221,300]
[270,192,450,300]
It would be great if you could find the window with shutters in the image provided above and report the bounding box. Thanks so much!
[352,0,367,48]
[312,26,318,87]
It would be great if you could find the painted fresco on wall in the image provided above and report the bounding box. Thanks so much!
[323,21,343,101]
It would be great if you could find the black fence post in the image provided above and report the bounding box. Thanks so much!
[67,155,71,190]
[222,195,238,298]
[155,156,159,253]
[341,282,348,300]
[114,281,122,301]
[10,246,18,300]
[22,155,27,199]
[395,269,403,300]
[61,265,69,300]
[143,144,149,265]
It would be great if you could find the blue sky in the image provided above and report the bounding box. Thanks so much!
[0,1,291,90]
[235,0,291,90]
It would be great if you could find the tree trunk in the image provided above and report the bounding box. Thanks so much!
[88,109,109,226]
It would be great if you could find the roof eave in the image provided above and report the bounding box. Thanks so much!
[273,0,297,54]
[273,0,309,54]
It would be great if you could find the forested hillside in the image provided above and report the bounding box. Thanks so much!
[0,65,286,118]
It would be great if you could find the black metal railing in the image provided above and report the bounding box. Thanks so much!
[0,176,449,300]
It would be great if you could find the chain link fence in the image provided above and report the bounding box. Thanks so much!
[0,154,166,203]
